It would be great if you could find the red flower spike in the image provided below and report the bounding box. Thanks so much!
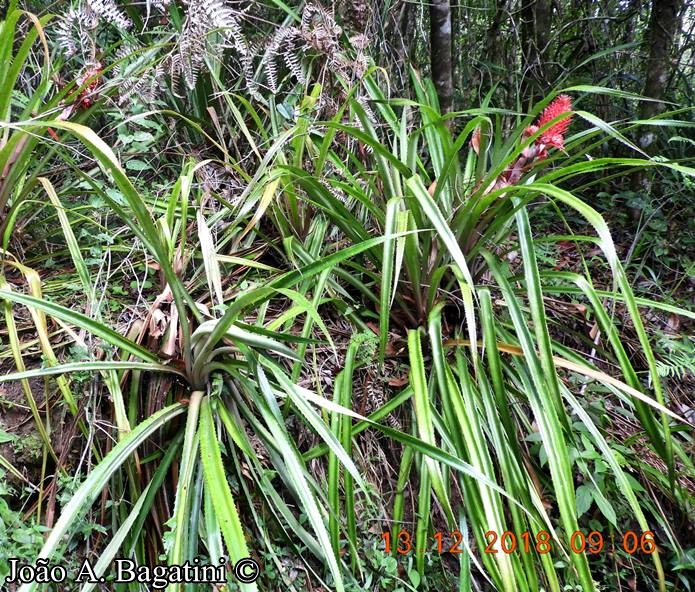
[535,94,573,150]
[489,95,572,193]
[75,62,102,110]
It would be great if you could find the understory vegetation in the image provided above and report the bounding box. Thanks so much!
[0,0,694,590]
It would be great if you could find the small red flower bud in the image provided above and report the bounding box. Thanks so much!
[522,125,539,138]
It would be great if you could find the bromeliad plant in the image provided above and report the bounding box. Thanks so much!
[0,114,396,590]
[0,18,363,591]
[234,69,694,590]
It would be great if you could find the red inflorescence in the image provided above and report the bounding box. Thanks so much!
[533,94,573,150]
[486,94,574,192]
[76,63,102,110]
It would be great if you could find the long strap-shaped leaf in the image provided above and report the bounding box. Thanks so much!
[406,175,479,369]
[3,119,196,373]
[168,390,204,589]
[408,329,455,525]
[255,365,345,592]
[484,252,596,591]
[192,233,414,384]
[79,482,152,592]
[199,397,257,591]
[0,361,186,382]
[18,403,186,592]
[518,183,673,475]
[0,290,160,363]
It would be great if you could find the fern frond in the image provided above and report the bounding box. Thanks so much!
[301,2,341,53]
[655,355,695,379]
[118,75,145,105]
[284,43,306,84]
[263,26,300,91]
[112,41,140,77]
[165,53,186,97]
[55,5,98,59]
[87,0,132,29]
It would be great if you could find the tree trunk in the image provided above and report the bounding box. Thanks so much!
[520,0,553,109]
[630,0,681,208]
[429,0,454,114]
[483,1,511,104]
[638,0,682,151]
[486,1,509,69]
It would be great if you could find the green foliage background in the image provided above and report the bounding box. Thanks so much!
[0,0,693,591]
